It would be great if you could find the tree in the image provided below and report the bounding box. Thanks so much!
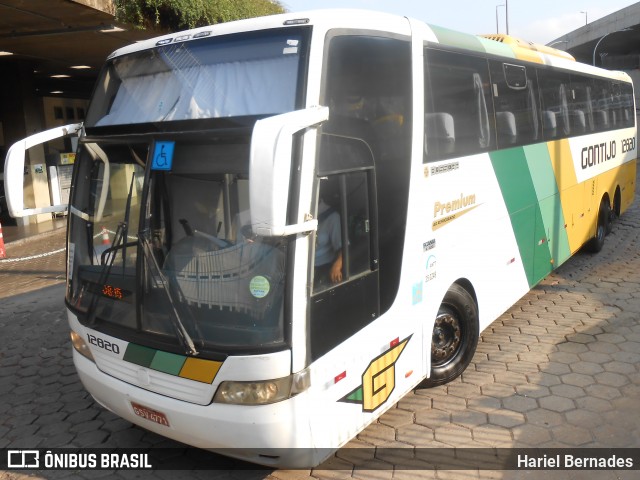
[115,0,286,32]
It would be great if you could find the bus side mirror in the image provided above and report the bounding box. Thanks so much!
[249,106,329,237]
[4,123,83,218]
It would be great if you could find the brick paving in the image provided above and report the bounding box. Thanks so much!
[0,229,66,300]
[1,163,639,479]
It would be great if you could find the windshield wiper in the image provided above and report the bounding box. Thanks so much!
[121,174,135,271]
[139,233,199,356]
[86,221,127,327]
[86,170,138,327]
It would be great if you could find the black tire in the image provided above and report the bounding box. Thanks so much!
[613,188,622,219]
[605,208,613,236]
[605,192,616,235]
[586,199,610,253]
[420,283,479,388]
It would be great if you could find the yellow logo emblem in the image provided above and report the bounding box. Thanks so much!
[339,336,411,412]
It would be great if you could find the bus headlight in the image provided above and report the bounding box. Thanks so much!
[70,331,95,362]
[214,370,310,405]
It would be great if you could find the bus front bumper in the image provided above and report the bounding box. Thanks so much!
[72,350,330,468]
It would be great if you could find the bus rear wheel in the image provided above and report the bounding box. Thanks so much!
[420,283,478,388]
[586,198,611,253]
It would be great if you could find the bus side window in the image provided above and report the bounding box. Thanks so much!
[424,48,494,162]
[593,79,612,131]
[608,81,633,128]
[570,75,595,133]
[538,69,572,139]
[619,82,635,127]
[490,60,541,149]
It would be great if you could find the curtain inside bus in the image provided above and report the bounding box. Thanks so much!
[85,29,307,127]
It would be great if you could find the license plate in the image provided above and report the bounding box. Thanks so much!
[131,402,170,427]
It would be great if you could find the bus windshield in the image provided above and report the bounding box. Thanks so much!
[85,28,307,127]
[66,138,288,355]
[63,27,311,356]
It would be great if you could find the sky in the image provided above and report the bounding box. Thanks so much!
[281,1,639,45]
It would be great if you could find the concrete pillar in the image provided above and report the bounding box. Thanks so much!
[0,60,50,225]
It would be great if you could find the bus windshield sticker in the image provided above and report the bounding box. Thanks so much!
[412,282,423,305]
[152,141,175,171]
[249,276,271,298]
[284,39,299,55]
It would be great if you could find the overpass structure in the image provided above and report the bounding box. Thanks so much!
[549,2,640,72]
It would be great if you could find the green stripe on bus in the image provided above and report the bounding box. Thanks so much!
[122,343,222,383]
[490,147,538,215]
[150,350,187,376]
[477,37,516,59]
[491,145,572,287]
[490,147,542,287]
[429,25,486,54]
[123,343,156,367]
[523,144,572,269]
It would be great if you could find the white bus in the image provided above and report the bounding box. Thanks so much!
[4,9,636,467]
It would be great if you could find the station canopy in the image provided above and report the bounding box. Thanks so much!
[0,0,158,98]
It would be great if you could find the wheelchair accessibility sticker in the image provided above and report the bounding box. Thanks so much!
[152,141,175,171]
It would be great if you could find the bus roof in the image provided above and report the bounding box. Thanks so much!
[106,9,411,60]
[105,9,632,84]
[479,34,576,62]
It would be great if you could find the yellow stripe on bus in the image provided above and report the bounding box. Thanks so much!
[179,357,223,384]
[546,139,588,253]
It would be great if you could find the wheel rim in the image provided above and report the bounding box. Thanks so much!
[431,311,462,367]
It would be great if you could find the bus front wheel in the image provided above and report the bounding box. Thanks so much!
[420,283,479,388]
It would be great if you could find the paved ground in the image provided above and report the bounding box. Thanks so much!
[1,166,639,479]
[0,228,67,298]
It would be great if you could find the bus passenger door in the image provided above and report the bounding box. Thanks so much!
[309,131,379,362]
